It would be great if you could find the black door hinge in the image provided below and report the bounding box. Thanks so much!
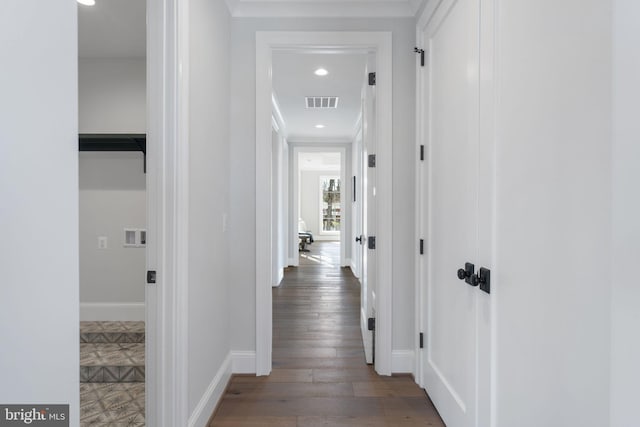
[419,239,424,255]
[368,317,376,331]
[419,332,424,349]
[420,145,424,161]
[414,47,425,67]
[368,236,376,250]
[368,154,376,168]
[146,270,156,284]
[368,72,376,86]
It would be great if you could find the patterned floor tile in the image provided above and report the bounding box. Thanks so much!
[80,321,145,333]
[80,383,145,426]
[81,344,145,366]
[81,332,145,343]
[80,323,146,423]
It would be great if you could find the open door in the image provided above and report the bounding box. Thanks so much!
[359,58,377,365]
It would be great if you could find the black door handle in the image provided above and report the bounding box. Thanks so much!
[355,236,362,243]
[471,267,491,294]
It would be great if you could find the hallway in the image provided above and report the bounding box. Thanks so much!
[209,242,444,426]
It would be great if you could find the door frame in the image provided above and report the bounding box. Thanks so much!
[146,0,190,425]
[415,0,497,425]
[256,31,394,376]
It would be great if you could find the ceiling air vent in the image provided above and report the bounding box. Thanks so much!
[305,96,339,109]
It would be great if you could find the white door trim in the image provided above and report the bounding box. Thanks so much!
[256,31,393,376]
[146,0,190,424]
[414,15,428,388]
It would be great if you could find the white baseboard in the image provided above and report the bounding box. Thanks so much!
[350,259,358,278]
[188,352,232,427]
[272,268,284,287]
[80,302,145,321]
[392,350,415,374]
[287,258,297,267]
[361,309,373,364]
[232,350,256,374]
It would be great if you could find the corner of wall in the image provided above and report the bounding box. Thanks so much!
[231,350,257,374]
[392,350,415,374]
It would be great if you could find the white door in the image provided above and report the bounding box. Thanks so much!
[421,0,488,426]
[360,61,377,365]
[352,133,363,280]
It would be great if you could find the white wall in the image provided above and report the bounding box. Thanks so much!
[495,2,611,426]
[611,1,640,425]
[187,0,232,423]
[79,152,146,318]
[78,58,146,133]
[230,18,416,355]
[0,0,79,423]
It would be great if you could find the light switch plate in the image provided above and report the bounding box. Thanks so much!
[98,236,108,249]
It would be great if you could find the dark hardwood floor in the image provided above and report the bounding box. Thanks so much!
[209,241,445,426]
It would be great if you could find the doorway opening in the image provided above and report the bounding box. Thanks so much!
[293,149,348,268]
[256,31,394,376]
[77,0,147,423]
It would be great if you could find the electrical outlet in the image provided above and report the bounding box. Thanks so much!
[98,236,108,249]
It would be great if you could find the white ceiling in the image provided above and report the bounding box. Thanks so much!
[225,0,425,17]
[273,52,367,142]
[298,152,341,171]
[78,0,146,59]
[78,0,425,58]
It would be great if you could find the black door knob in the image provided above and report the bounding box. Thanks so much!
[355,236,362,243]
[470,274,480,287]
[457,262,475,284]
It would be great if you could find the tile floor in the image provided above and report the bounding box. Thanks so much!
[80,383,145,426]
[80,321,145,426]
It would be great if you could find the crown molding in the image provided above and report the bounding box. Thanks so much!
[226,0,426,18]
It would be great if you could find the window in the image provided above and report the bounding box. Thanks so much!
[320,176,341,234]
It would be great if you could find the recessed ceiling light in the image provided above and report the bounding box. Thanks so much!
[315,124,326,129]
[77,0,96,5]
[314,68,329,77]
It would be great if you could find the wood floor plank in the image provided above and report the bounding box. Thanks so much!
[209,416,297,427]
[353,381,428,398]
[225,382,355,398]
[272,357,367,369]
[208,242,445,427]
